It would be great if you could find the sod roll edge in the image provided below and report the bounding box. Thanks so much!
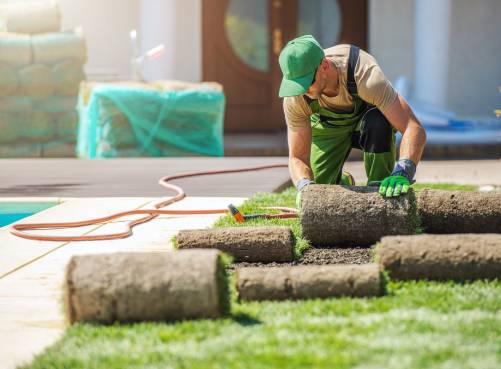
[417,189,501,233]
[65,249,230,323]
[177,226,295,263]
[237,264,383,301]
[377,234,501,280]
[301,185,419,246]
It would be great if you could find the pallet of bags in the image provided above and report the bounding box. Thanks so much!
[77,81,225,158]
[0,28,86,157]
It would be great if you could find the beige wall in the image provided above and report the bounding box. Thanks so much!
[58,0,141,79]
[139,0,202,82]
[448,0,501,116]
[368,0,414,88]
[369,0,501,116]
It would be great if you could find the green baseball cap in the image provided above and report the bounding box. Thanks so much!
[278,35,325,97]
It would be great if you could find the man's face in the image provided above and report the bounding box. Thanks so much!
[305,62,327,99]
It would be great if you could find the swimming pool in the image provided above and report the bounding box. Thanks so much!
[0,202,58,227]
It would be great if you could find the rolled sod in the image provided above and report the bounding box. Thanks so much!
[301,185,419,246]
[176,226,295,263]
[418,189,501,233]
[237,264,383,301]
[65,249,230,324]
[377,234,501,280]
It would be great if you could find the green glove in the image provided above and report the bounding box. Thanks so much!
[379,175,410,197]
[379,159,416,198]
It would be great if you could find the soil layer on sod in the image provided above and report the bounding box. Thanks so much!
[301,185,418,246]
[418,189,501,233]
[231,246,373,269]
[299,246,373,265]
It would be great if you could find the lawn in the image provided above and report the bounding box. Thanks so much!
[22,183,501,369]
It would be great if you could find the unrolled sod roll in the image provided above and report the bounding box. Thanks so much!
[65,250,230,323]
[177,227,295,263]
[301,185,419,246]
[377,234,501,280]
[237,264,383,301]
[418,189,501,233]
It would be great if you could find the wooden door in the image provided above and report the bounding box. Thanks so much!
[203,0,367,133]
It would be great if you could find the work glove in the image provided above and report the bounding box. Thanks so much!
[295,178,315,209]
[379,159,416,198]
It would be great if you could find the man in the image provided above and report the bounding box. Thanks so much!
[279,35,426,207]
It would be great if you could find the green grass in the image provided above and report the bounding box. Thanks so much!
[22,281,501,369]
[22,183,501,369]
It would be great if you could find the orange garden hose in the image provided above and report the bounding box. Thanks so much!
[10,164,298,242]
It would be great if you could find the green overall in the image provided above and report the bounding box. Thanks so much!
[307,46,397,185]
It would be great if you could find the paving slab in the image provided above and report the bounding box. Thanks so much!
[0,195,245,369]
[0,158,291,197]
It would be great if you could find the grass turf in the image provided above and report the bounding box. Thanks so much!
[21,183,501,369]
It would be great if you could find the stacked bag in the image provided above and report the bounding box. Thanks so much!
[77,81,225,158]
[0,1,86,157]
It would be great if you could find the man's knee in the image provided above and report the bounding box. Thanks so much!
[359,108,394,153]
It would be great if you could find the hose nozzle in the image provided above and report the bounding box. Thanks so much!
[228,204,245,222]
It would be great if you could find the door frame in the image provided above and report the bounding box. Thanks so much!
[202,0,368,133]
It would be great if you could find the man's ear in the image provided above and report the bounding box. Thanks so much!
[321,58,329,71]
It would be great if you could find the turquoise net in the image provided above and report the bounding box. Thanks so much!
[77,84,225,158]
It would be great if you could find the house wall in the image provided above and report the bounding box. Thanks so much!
[58,0,140,79]
[140,0,202,82]
[369,0,501,116]
[368,0,414,89]
[448,0,501,116]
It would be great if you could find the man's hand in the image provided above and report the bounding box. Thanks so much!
[379,159,416,198]
[379,175,410,197]
[296,178,315,208]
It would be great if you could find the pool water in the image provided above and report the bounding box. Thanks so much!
[0,202,58,227]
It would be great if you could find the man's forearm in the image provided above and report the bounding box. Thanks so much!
[398,122,427,165]
[289,156,314,186]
